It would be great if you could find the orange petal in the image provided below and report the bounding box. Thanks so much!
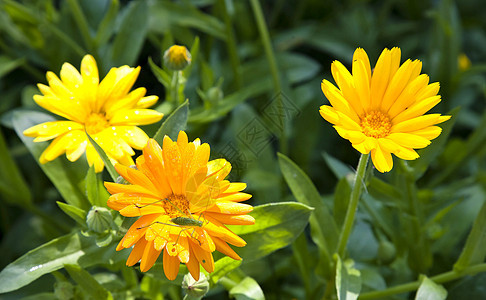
[163,248,181,280]
[140,240,162,272]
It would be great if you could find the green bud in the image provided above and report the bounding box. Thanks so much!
[377,240,396,265]
[182,272,209,300]
[86,206,114,233]
[164,45,192,71]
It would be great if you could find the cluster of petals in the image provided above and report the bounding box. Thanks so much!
[320,47,451,172]
[105,131,254,280]
[23,55,163,172]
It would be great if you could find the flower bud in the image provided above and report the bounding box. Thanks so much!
[377,240,396,265]
[182,272,209,300]
[86,206,114,233]
[164,45,192,71]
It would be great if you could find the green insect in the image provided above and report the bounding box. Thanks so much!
[170,216,204,227]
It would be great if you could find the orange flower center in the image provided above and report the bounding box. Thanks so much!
[163,194,190,218]
[360,111,391,138]
[85,113,109,135]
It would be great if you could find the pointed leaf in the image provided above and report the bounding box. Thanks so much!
[210,256,242,286]
[57,201,87,227]
[64,264,113,300]
[12,110,89,209]
[86,165,110,208]
[0,231,123,293]
[86,132,118,182]
[229,277,264,300]
[278,153,339,276]
[153,99,188,144]
[335,255,361,300]
[415,275,447,300]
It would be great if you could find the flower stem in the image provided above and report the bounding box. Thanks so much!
[249,0,287,155]
[359,263,486,299]
[336,153,369,257]
[171,70,181,105]
[218,0,242,90]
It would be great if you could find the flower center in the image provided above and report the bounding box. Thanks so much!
[163,194,190,218]
[360,111,392,138]
[85,113,109,135]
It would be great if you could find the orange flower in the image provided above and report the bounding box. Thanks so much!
[105,131,254,280]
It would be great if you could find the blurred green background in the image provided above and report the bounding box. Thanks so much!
[1,0,486,299]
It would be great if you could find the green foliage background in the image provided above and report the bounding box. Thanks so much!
[1,0,486,299]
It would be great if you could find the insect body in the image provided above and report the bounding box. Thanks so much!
[171,217,203,227]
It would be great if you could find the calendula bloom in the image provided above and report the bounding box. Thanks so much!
[23,55,163,172]
[105,131,254,280]
[320,47,451,172]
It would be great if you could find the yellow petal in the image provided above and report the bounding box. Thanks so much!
[370,48,392,110]
[109,109,163,126]
[387,132,431,149]
[23,121,83,141]
[371,145,393,173]
[319,105,339,124]
[321,80,360,124]
[137,95,159,108]
[60,62,82,90]
[353,59,371,111]
[411,126,442,140]
[392,95,441,124]
[387,74,430,118]
[392,114,445,133]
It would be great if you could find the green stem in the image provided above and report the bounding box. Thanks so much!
[218,0,242,90]
[359,263,486,299]
[401,161,431,273]
[171,71,180,105]
[249,0,287,155]
[336,153,369,257]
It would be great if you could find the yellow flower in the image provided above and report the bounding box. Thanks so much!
[320,47,451,172]
[23,55,163,172]
[164,45,192,71]
[105,131,254,281]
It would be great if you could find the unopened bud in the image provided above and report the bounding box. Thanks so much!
[86,206,114,233]
[164,45,192,71]
[377,240,396,265]
[182,272,209,300]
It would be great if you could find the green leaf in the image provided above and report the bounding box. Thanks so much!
[64,264,113,300]
[335,255,361,300]
[229,277,264,300]
[153,99,189,144]
[415,275,447,300]
[93,0,119,47]
[322,152,354,179]
[0,127,31,207]
[334,178,351,228]
[86,165,110,208]
[149,57,171,88]
[85,132,118,182]
[0,231,123,293]
[230,202,313,262]
[209,257,242,286]
[278,153,339,276]
[57,201,87,227]
[454,199,486,271]
[12,110,89,210]
[149,1,226,40]
[109,0,148,66]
